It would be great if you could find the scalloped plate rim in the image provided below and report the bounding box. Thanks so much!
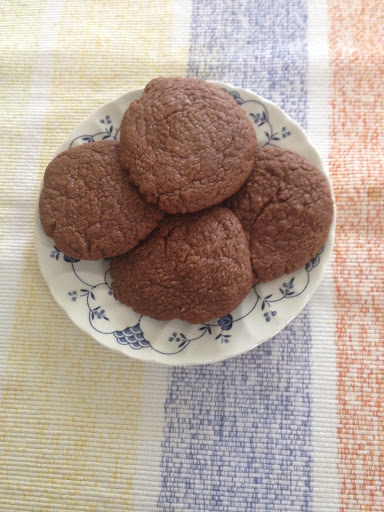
[34,81,336,366]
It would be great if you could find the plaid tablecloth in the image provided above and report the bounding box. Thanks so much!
[1,1,383,510]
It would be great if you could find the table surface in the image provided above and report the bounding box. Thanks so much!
[0,1,383,510]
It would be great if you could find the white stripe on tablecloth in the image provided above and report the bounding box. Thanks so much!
[170,0,193,55]
[307,1,340,509]
[130,3,192,511]
[0,0,65,400]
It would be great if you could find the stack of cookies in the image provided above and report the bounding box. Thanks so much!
[39,78,333,324]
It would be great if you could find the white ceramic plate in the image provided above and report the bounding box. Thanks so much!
[35,82,335,366]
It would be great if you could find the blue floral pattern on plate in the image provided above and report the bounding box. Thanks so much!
[51,241,324,355]
[224,89,291,147]
[36,84,334,365]
[69,115,120,147]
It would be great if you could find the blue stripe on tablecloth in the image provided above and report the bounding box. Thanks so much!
[187,0,308,128]
[158,1,311,510]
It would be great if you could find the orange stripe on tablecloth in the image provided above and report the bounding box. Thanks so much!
[329,1,384,509]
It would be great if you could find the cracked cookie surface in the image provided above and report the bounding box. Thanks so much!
[110,206,253,324]
[226,147,334,282]
[39,140,164,260]
[120,77,257,214]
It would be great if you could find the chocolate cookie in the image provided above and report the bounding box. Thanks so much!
[120,77,257,214]
[226,147,334,282]
[110,206,253,324]
[39,141,163,260]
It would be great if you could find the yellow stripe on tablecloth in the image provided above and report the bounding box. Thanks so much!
[38,0,187,167]
[1,245,144,509]
[0,1,48,233]
[0,1,189,509]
